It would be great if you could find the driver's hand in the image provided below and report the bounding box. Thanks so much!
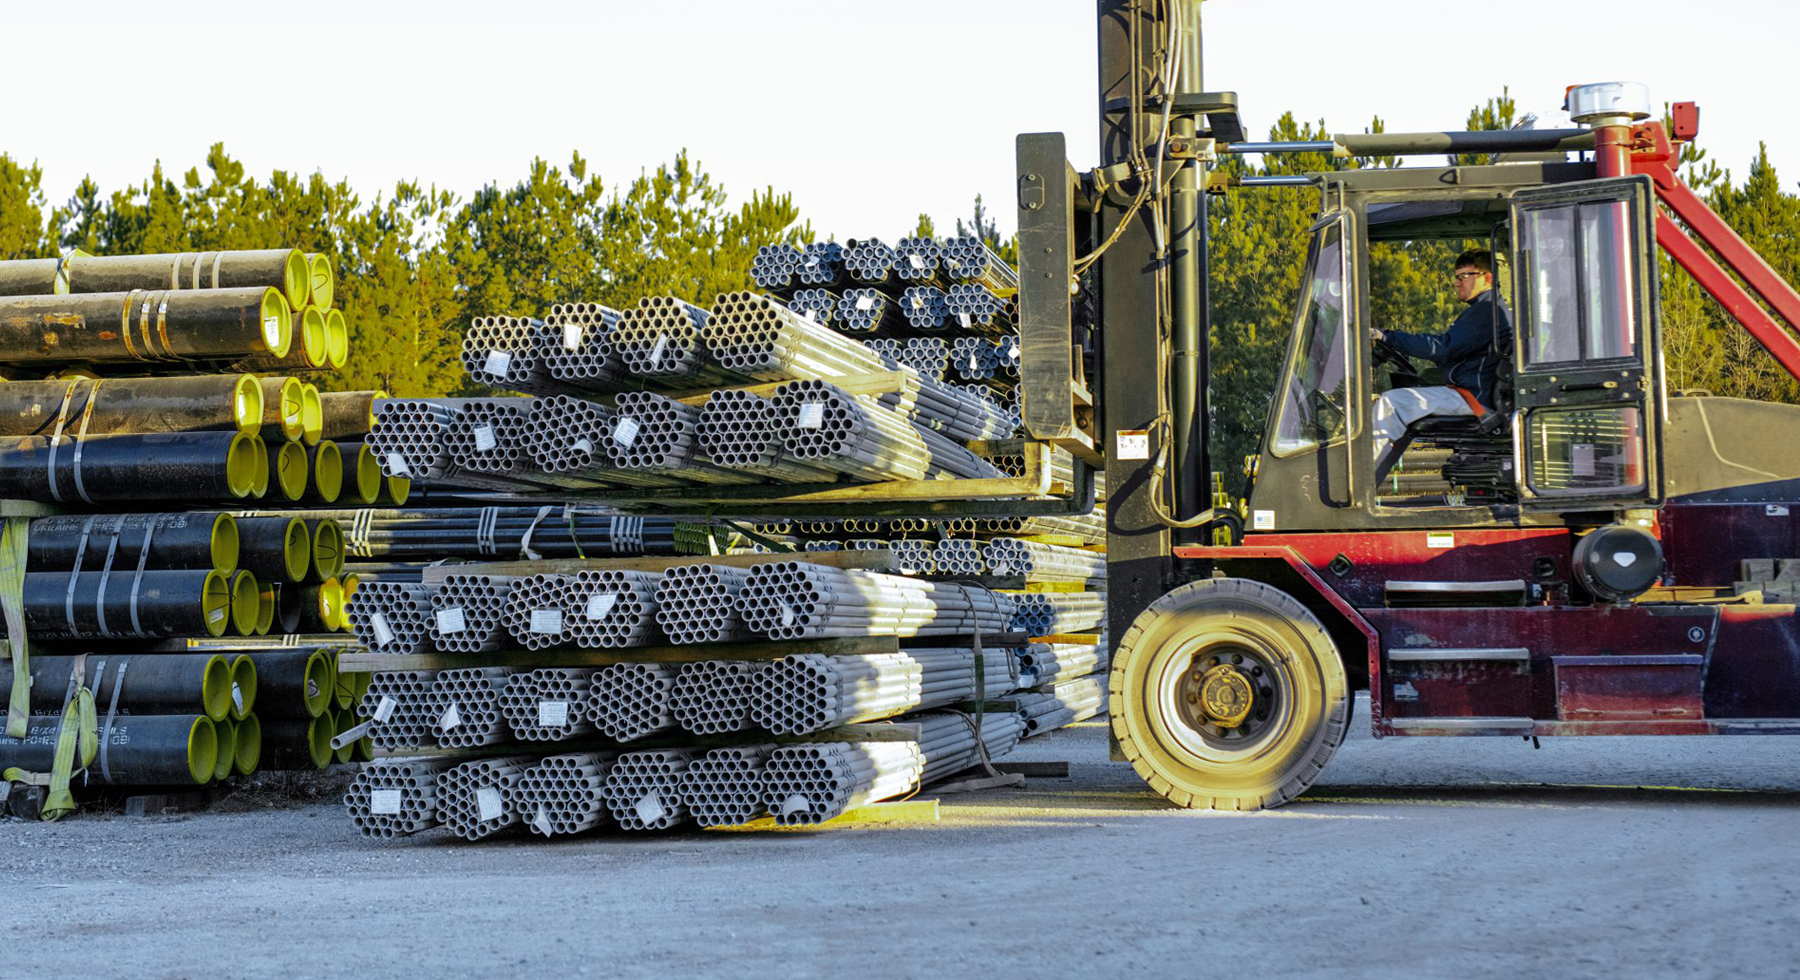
[1371,328,1385,342]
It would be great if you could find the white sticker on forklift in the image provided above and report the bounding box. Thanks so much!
[1427,532,1455,549]
[1114,430,1150,460]
[1252,510,1275,531]
[1767,505,1790,517]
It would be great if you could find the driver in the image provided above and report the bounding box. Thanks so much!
[1369,248,1511,478]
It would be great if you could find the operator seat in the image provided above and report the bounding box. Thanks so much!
[1382,360,1517,503]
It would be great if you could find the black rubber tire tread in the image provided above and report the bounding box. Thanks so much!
[1108,577,1349,810]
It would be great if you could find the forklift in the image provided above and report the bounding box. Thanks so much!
[1014,1,1800,809]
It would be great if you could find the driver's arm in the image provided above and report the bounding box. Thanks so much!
[1371,327,1385,341]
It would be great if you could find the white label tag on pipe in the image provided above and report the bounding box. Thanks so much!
[472,425,497,452]
[613,417,641,448]
[532,805,552,835]
[370,612,395,647]
[263,315,282,349]
[385,452,410,478]
[476,786,504,822]
[797,403,824,430]
[649,333,669,364]
[967,354,980,371]
[779,603,796,627]
[957,313,972,328]
[439,702,462,731]
[780,793,810,816]
[571,437,593,455]
[475,785,504,821]
[435,606,467,635]
[372,695,397,723]
[907,254,925,270]
[483,350,513,377]
[562,321,583,351]
[801,309,816,324]
[635,793,666,825]
[538,700,570,727]
[529,609,562,634]
[209,606,226,624]
[585,592,617,621]
[855,294,875,311]
[804,255,820,268]
[231,683,244,714]
[1008,341,1020,359]
[370,789,403,815]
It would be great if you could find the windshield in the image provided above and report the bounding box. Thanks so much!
[1272,222,1350,455]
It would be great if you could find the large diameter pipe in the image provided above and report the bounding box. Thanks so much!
[0,374,263,437]
[0,248,311,308]
[303,440,343,504]
[235,305,327,371]
[0,287,292,364]
[212,718,237,781]
[0,431,259,503]
[0,653,232,721]
[305,253,335,310]
[229,654,257,720]
[229,515,312,583]
[0,713,217,786]
[233,711,262,774]
[258,377,306,443]
[28,511,238,574]
[23,568,245,639]
[318,390,382,441]
[257,715,332,770]
[268,438,308,501]
[242,649,332,719]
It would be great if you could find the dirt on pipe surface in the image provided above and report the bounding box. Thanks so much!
[6,695,1798,980]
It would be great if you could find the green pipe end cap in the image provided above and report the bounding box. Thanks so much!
[201,654,231,722]
[280,517,311,583]
[230,655,258,720]
[312,441,343,503]
[210,512,241,575]
[324,308,349,368]
[234,712,262,776]
[201,570,233,637]
[274,440,308,501]
[188,716,219,786]
[259,288,294,359]
[229,571,260,636]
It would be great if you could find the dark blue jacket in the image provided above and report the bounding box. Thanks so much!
[1386,290,1512,410]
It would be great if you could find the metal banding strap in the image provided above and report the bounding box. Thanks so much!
[347,509,377,558]
[68,378,105,505]
[91,516,129,639]
[43,379,84,503]
[63,515,100,637]
[98,660,128,784]
[187,251,204,290]
[153,292,174,360]
[126,522,157,638]
[209,251,225,291]
[117,290,142,361]
[475,506,500,557]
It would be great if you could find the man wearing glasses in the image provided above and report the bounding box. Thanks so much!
[1368,248,1512,479]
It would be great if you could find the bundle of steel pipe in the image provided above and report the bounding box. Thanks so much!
[344,758,455,839]
[1015,676,1105,735]
[889,540,937,575]
[325,505,679,561]
[563,568,664,649]
[735,562,1014,640]
[900,337,950,380]
[899,286,950,329]
[982,538,1106,582]
[601,748,691,830]
[760,710,1025,826]
[0,286,292,367]
[0,374,264,438]
[367,399,457,481]
[540,302,628,391]
[695,388,840,484]
[344,580,432,655]
[1008,593,1106,635]
[931,539,985,576]
[949,336,1004,381]
[671,660,759,734]
[797,241,848,287]
[612,297,739,386]
[751,648,1018,735]
[503,573,574,649]
[27,511,237,574]
[842,238,898,288]
[355,670,440,749]
[441,398,544,486]
[677,744,775,828]
[522,395,682,489]
[1019,642,1111,687]
[942,284,1013,333]
[427,667,513,749]
[940,237,1020,294]
[0,247,311,307]
[436,754,536,841]
[751,244,805,294]
[428,574,517,653]
[610,391,760,484]
[462,315,558,395]
[770,380,1001,482]
[835,288,904,334]
[978,513,1106,543]
[0,430,261,504]
[705,290,893,380]
[499,668,594,741]
[894,237,946,285]
[787,288,838,326]
[585,662,678,741]
[654,563,752,644]
[513,752,616,837]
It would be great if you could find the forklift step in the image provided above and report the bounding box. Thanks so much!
[1384,579,1528,608]
[1389,647,1530,662]
[1553,654,1705,722]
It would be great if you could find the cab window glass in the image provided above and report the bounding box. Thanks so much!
[1272,223,1350,456]
[1519,200,1638,367]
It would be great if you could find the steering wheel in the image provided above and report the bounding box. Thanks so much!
[1372,336,1414,374]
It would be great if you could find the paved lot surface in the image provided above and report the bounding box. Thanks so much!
[7,696,1800,980]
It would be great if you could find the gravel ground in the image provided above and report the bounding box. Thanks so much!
[6,696,1799,980]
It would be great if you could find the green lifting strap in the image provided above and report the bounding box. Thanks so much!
[3,687,98,821]
[0,517,31,738]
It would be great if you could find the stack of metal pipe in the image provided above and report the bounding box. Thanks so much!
[836,288,903,334]
[602,748,692,830]
[677,744,776,828]
[541,302,628,391]
[940,237,1020,295]
[1015,676,1105,735]
[1018,642,1111,687]
[735,561,1014,641]
[428,574,516,653]
[787,288,838,326]
[331,505,679,561]
[751,244,805,295]
[585,663,679,741]
[982,538,1107,582]
[612,297,737,386]
[797,241,847,287]
[842,238,898,287]
[355,670,440,749]
[671,660,759,734]
[436,755,535,841]
[696,389,840,484]
[900,286,950,329]
[561,568,664,649]
[931,539,986,577]
[498,668,594,742]
[610,392,760,485]
[345,581,432,655]
[522,395,683,489]
[426,667,511,748]
[979,513,1106,544]
[1008,593,1106,635]
[760,710,1025,826]
[513,753,616,837]
[654,563,753,644]
[461,316,558,395]
[769,380,1000,483]
[344,758,454,839]
[751,648,1018,735]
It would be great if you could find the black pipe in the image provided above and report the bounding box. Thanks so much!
[0,431,258,503]
[242,649,332,719]
[0,375,263,439]
[0,248,311,308]
[0,653,232,721]
[28,512,238,574]
[229,515,312,584]
[305,518,344,582]
[0,287,291,365]
[0,713,217,785]
[303,440,343,504]
[23,568,240,639]
[257,715,331,770]
[268,437,308,502]
[290,578,343,633]
[233,711,262,774]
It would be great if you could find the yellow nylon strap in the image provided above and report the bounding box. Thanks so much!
[3,687,98,820]
[0,517,31,738]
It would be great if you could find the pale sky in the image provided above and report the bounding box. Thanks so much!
[3,0,1796,242]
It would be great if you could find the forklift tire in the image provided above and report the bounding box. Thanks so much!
[1109,577,1349,810]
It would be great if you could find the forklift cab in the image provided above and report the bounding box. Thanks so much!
[1247,165,1665,531]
